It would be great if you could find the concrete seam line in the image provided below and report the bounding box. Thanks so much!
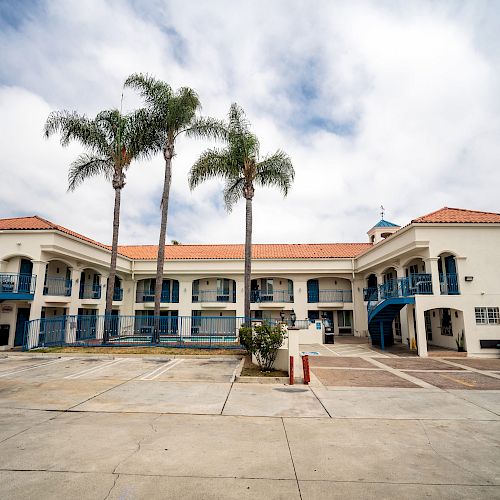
[64,359,126,379]
[321,344,340,356]
[363,357,439,389]
[435,359,500,380]
[281,418,303,500]
[308,386,332,418]
[0,357,69,378]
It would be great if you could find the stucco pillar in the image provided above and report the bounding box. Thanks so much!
[177,280,193,317]
[395,267,405,279]
[293,280,308,321]
[425,258,440,296]
[414,305,428,357]
[68,268,82,317]
[406,304,416,351]
[29,260,47,322]
[0,260,7,272]
[235,278,245,317]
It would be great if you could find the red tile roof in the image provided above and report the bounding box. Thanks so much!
[412,207,500,224]
[0,216,112,251]
[117,243,372,260]
[0,216,371,260]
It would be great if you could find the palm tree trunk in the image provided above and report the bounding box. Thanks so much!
[244,195,253,322]
[153,143,173,342]
[103,184,121,344]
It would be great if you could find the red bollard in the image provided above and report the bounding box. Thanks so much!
[289,355,294,385]
[302,354,310,384]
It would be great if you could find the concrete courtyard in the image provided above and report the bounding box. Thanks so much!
[0,351,499,499]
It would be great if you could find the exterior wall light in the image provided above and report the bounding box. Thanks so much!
[290,310,296,327]
[464,276,473,282]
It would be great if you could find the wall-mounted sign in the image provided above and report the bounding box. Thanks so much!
[1,305,13,313]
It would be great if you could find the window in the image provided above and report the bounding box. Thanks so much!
[337,310,353,334]
[476,307,500,325]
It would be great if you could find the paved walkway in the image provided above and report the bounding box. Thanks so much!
[0,353,499,499]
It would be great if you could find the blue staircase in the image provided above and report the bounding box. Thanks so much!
[366,274,432,348]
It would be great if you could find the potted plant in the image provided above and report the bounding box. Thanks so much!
[456,331,465,352]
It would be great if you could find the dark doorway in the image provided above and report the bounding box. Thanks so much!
[14,308,30,346]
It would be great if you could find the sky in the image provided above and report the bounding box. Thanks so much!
[1,0,500,246]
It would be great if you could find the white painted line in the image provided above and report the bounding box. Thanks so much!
[64,359,126,379]
[148,359,184,380]
[139,359,180,380]
[0,358,69,378]
[321,344,341,356]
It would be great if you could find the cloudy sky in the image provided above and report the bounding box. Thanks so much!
[1,0,499,246]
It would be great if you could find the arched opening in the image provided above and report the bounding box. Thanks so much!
[251,277,294,303]
[438,253,460,295]
[107,276,123,301]
[79,268,102,300]
[44,260,72,297]
[363,274,378,301]
[307,277,352,303]
[136,278,179,303]
[424,308,465,352]
[402,258,432,295]
[192,278,236,303]
[380,267,397,299]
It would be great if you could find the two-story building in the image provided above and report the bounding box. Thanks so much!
[0,207,499,357]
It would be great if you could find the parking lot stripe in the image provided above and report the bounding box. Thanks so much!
[140,359,184,381]
[64,359,126,379]
[0,358,68,378]
[139,360,177,380]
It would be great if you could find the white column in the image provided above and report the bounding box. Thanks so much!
[415,305,428,357]
[26,260,47,349]
[406,304,417,351]
[235,278,245,317]
[177,279,193,317]
[425,258,440,296]
[293,280,308,321]
[0,260,7,272]
[66,268,82,344]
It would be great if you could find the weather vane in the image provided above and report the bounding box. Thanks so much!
[380,205,385,219]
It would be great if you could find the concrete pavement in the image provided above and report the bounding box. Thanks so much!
[0,353,499,499]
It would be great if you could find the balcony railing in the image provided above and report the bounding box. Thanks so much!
[363,287,378,301]
[0,273,36,296]
[43,276,72,297]
[113,288,123,301]
[250,290,293,303]
[440,273,460,295]
[79,283,102,300]
[308,289,352,303]
[135,290,180,303]
[192,290,236,303]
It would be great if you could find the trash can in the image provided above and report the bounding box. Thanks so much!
[325,327,334,344]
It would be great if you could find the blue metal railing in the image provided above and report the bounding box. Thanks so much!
[23,314,247,350]
[440,273,460,295]
[43,276,72,297]
[79,283,102,300]
[250,290,293,303]
[192,290,235,303]
[367,274,433,319]
[113,288,123,301]
[363,287,378,301]
[135,290,180,303]
[0,273,36,295]
[307,289,352,303]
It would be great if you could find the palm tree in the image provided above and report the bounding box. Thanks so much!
[188,103,294,321]
[124,73,224,341]
[44,108,155,342]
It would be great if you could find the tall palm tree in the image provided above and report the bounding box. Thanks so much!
[44,108,155,342]
[188,103,294,321]
[124,74,224,341]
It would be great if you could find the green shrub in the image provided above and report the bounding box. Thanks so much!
[239,323,286,371]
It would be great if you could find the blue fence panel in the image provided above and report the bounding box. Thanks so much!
[0,273,36,296]
[43,277,72,296]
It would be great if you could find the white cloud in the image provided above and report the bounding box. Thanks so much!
[1,0,499,246]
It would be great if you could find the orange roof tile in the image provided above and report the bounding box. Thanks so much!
[117,243,372,260]
[0,216,112,251]
[412,207,500,224]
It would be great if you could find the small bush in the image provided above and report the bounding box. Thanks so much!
[239,323,286,371]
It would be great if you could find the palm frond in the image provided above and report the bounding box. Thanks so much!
[222,177,244,212]
[67,154,113,191]
[182,116,229,142]
[254,150,294,196]
[188,148,238,190]
[124,73,173,111]
[44,110,108,154]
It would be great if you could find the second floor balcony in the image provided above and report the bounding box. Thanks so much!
[440,273,460,295]
[136,290,179,303]
[43,276,72,297]
[192,290,236,303]
[0,273,36,299]
[79,283,102,300]
[113,288,123,301]
[250,290,294,303]
[368,274,433,302]
[308,289,352,303]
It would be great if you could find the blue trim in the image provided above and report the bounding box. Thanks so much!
[0,292,34,301]
[368,296,415,323]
